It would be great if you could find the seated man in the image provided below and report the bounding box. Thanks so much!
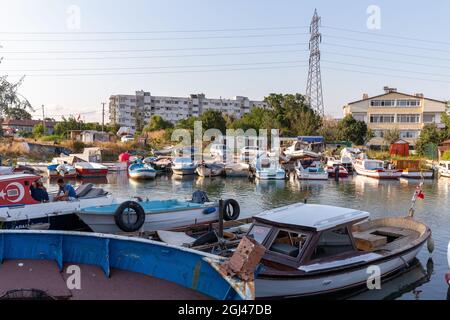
[55,178,77,201]
[30,181,49,203]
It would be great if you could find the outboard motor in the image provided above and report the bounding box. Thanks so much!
[191,190,209,204]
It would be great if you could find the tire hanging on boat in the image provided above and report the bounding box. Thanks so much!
[114,201,145,232]
[222,199,240,221]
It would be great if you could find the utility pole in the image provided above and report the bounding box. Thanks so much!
[41,105,46,135]
[101,102,106,132]
[306,9,324,117]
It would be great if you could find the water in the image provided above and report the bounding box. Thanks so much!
[96,173,450,300]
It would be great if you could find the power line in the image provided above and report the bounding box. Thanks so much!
[322,25,450,46]
[322,64,450,84]
[324,34,450,53]
[0,32,308,42]
[5,63,308,77]
[2,48,308,61]
[0,59,307,72]
[0,42,306,54]
[0,25,309,35]
[322,59,450,78]
[322,42,450,62]
[322,51,450,70]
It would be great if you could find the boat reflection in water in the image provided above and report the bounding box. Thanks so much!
[255,179,286,193]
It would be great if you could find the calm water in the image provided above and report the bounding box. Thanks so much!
[86,173,450,300]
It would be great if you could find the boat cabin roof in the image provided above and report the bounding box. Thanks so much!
[254,203,370,231]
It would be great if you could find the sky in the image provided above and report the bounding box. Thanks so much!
[0,0,449,122]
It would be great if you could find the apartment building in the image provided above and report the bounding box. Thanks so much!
[109,90,269,129]
[343,87,448,146]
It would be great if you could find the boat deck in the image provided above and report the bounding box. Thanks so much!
[0,260,209,300]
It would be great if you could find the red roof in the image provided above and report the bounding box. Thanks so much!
[2,119,56,128]
[440,139,450,145]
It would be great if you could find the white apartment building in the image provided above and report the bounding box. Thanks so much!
[343,87,448,146]
[109,91,269,129]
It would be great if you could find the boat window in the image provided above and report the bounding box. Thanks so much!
[310,227,354,261]
[247,225,272,244]
[268,230,308,258]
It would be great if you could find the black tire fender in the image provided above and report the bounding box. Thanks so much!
[222,199,240,221]
[114,201,145,232]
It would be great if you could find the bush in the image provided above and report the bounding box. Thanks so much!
[442,151,450,161]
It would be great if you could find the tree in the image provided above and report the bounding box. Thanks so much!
[32,123,44,136]
[442,150,450,161]
[337,115,368,145]
[317,117,340,142]
[144,115,173,132]
[383,128,400,145]
[200,110,226,133]
[415,124,444,156]
[3,107,32,120]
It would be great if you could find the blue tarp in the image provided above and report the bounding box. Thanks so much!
[297,136,324,143]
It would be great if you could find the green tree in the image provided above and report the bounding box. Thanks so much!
[3,107,32,120]
[442,150,450,161]
[144,115,174,132]
[200,110,226,133]
[383,128,400,145]
[337,115,368,145]
[415,124,444,156]
[32,123,45,136]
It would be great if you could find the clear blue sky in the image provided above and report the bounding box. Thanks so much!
[0,0,449,122]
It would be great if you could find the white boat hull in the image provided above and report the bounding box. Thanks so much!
[255,170,285,180]
[172,167,197,175]
[354,166,401,179]
[256,244,423,298]
[0,195,114,229]
[78,207,220,234]
[400,171,434,179]
[295,168,329,180]
[129,170,156,179]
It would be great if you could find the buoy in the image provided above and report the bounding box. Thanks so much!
[427,236,435,253]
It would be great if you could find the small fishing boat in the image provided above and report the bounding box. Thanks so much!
[128,161,156,180]
[74,162,108,178]
[283,141,321,160]
[326,164,349,178]
[295,161,328,180]
[196,162,225,177]
[47,163,77,178]
[354,159,402,179]
[158,184,432,299]
[143,157,171,173]
[0,174,113,230]
[78,191,240,233]
[0,230,255,300]
[438,161,450,178]
[171,157,197,175]
[393,160,434,179]
[225,162,250,177]
[252,155,285,180]
[340,148,363,173]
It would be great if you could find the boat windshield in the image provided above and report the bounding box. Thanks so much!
[267,229,309,258]
[365,161,384,170]
[310,227,355,261]
[247,224,272,244]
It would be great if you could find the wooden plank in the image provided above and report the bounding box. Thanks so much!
[353,232,387,251]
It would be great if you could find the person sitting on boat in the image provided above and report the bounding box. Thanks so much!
[30,181,49,203]
[55,178,77,201]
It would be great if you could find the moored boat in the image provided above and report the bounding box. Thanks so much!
[438,161,450,178]
[75,162,109,178]
[0,174,113,230]
[196,162,225,177]
[47,163,77,178]
[128,161,156,180]
[252,155,285,180]
[171,157,197,175]
[225,162,250,177]
[295,161,328,180]
[354,159,402,179]
[77,192,240,234]
[326,163,349,178]
[393,160,434,179]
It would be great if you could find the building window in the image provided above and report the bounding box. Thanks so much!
[371,100,395,107]
[370,114,395,123]
[397,99,420,107]
[423,114,435,123]
[397,114,420,123]
[400,131,418,139]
